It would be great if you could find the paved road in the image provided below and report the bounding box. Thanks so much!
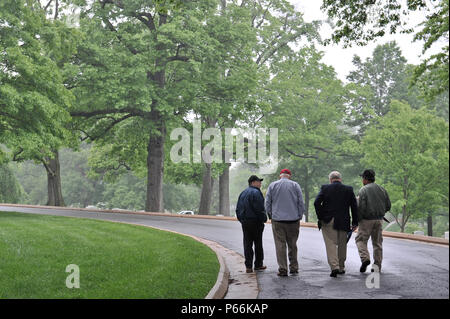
[0,205,448,299]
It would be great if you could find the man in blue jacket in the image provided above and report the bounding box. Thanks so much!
[236,175,268,273]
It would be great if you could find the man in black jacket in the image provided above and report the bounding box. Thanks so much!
[314,171,358,277]
[236,175,268,273]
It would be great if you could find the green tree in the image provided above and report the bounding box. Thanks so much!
[59,145,105,208]
[191,0,259,215]
[412,0,449,101]
[193,0,321,216]
[69,0,245,213]
[11,160,47,205]
[189,0,320,215]
[101,172,146,211]
[0,0,74,165]
[321,0,449,101]
[263,46,356,221]
[0,164,24,203]
[1,0,81,206]
[347,42,409,117]
[361,100,449,232]
[345,42,443,136]
[163,183,201,213]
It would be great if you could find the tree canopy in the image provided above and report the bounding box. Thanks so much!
[1,0,448,236]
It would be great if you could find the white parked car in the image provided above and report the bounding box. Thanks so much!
[177,210,195,215]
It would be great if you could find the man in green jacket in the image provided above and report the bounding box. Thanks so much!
[356,169,391,273]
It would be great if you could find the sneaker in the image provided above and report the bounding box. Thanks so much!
[338,270,345,275]
[254,265,267,271]
[330,269,339,277]
[246,268,253,273]
[290,270,299,275]
[360,260,371,273]
[277,271,288,277]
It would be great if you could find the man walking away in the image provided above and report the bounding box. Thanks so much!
[236,175,268,273]
[356,169,391,273]
[314,171,358,277]
[265,169,305,276]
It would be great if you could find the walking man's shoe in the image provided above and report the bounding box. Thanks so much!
[330,269,339,277]
[246,268,253,273]
[338,269,345,275]
[360,260,370,273]
[277,270,288,277]
[290,270,299,275]
[371,265,381,273]
[254,265,267,271]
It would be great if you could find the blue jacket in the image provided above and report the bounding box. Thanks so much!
[236,186,267,224]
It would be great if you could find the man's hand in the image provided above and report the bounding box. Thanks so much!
[351,225,358,232]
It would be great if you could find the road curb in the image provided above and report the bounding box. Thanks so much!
[204,242,230,299]
[1,203,448,246]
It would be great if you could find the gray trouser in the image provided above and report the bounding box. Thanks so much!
[355,219,383,269]
[272,220,300,273]
[321,218,347,271]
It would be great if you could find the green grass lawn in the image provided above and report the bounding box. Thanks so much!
[0,212,219,299]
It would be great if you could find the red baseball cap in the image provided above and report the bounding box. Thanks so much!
[280,169,291,175]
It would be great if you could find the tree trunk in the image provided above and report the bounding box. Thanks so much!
[199,163,214,215]
[219,163,231,216]
[303,169,309,222]
[400,176,408,233]
[44,150,65,207]
[145,110,165,213]
[304,185,309,222]
[400,205,407,233]
[427,212,433,237]
[145,54,166,212]
[198,117,218,215]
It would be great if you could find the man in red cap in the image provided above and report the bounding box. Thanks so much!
[265,169,305,276]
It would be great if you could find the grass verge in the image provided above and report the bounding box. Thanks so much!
[0,211,219,298]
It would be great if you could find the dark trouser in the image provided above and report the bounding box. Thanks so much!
[242,222,265,269]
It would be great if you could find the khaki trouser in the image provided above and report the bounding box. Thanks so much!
[321,218,347,271]
[272,220,300,273]
[355,219,383,270]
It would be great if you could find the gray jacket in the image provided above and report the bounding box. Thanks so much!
[265,178,305,222]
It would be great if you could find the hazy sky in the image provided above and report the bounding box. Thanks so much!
[289,0,441,81]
